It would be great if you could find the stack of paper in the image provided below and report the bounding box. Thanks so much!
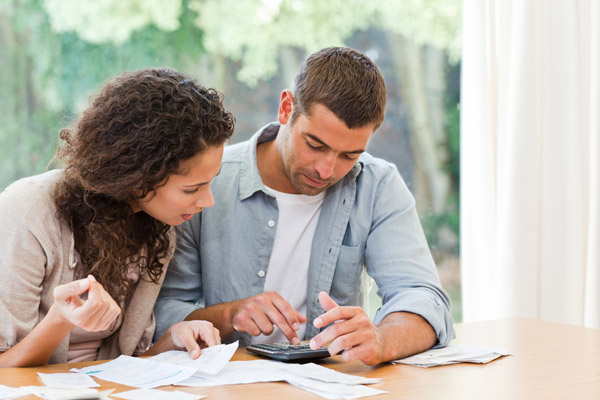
[113,388,205,400]
[71,341,238,388]
[8,341,383,399]
[37,372,99,388]
[0,384,28,400]
[19,386,113,400]
[149,341,237,375]
[177,359,386,399]
[20,373,110,399]
[392,344,511,367]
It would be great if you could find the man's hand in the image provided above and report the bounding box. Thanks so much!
[308,292,386,365]
[230,291,306,344]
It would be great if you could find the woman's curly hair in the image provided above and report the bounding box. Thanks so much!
[53,68,235,303]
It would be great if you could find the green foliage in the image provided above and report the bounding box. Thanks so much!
[189,0,375,86]
[43,0,182,44]
[422,208,458,251]
[0,0,61,190]
[445,78,461,184]
[36,0,461,86]
[376,0,462,62]
[55,11,206,111]
[0,0,206,191]
[1,0,463,219]
[421,61,460,255]
[189,0,461,85]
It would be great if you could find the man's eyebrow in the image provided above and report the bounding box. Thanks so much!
[305,132,365,154]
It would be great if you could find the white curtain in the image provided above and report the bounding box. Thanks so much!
[461,0,600,328]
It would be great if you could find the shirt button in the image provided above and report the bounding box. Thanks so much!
[267,219,275,227]
[258,270,266,278]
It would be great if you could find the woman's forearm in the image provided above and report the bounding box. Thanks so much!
[0,305,74,368]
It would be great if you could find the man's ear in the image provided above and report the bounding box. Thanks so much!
[278,89,294,125]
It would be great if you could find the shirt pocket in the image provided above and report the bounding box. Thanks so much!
[330,244,364,306]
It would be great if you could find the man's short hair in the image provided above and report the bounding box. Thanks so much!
[291,46,386,130]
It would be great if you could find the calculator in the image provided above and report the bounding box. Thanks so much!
[246,341,332,362]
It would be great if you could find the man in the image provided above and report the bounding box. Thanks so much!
[154,46,454,365]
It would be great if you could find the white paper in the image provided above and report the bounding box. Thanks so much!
[287,376,387,399]
[176,359,384,399]
[112,388,205,400]
[392,344,511,367]
[148,341,238,375]
[178,360,287,387]
[20,386,113,400]
[0,384,28,400]
[178,359,380,387]
[37,372,100,388]
[71,355,197,388]
[284,362,382,385]
[70,343,238,389]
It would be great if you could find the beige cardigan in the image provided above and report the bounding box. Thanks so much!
[0,170,175,364]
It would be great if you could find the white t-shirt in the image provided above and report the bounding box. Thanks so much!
[251,187,326,344]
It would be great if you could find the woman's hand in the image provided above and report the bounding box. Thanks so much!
[169,321,221,359]
[144,320,221,359]
[50,275,121,331]
[0,275,121,367]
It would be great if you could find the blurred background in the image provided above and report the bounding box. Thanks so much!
[0,0,462,321]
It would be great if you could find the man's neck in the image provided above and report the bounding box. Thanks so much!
[256,137,297,194]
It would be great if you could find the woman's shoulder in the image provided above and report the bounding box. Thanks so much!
[1,169,63,198]
[0,170,73,281]
[0,169,64,220]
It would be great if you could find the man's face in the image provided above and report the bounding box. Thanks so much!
[277,100,374,196]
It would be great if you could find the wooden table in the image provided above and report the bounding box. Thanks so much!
[1,318,599,399]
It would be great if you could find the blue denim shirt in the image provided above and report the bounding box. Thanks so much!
[154,123,455,347]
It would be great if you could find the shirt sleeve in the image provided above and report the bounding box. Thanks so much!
[153,213,204,341]
[364,163,455,347]
[0,183,54,352]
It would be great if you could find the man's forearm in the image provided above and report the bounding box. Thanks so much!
[184,300,241,338]
[377,311,437,362]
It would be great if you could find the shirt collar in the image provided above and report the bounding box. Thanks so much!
[238,123,278,200]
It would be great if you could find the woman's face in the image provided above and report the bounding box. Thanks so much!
[134,144,224,226]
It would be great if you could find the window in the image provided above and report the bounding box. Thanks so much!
[0,0,461,321]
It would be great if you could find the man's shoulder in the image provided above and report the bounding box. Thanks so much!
[223,122,278,164]
[353,152,411,200]
[222,140,249,163]
[357,152,399,179]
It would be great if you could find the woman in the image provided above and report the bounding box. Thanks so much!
[0,68,235,367]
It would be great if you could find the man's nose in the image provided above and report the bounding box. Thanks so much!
[314,155,335,180]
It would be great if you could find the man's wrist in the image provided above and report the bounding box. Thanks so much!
[185,303,236,336]
[224,301,239,334]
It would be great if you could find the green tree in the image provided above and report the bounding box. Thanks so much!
[0,0,207,190]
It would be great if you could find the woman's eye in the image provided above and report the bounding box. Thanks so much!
[184,188,199,194]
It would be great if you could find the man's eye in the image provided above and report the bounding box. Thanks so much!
[307,141,322,150]
[183,188,199,194]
